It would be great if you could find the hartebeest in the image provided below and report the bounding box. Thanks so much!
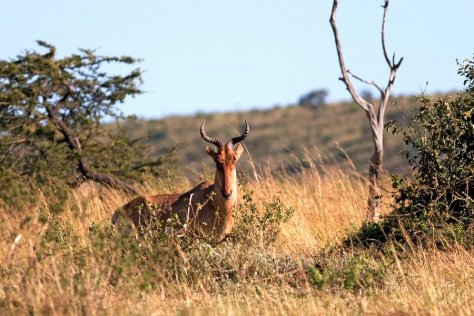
[112,121,249,242]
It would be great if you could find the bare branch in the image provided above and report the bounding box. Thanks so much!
[347,70,384,96]
[381,0,392,67]
[381,0,404,71]
[395,56,404,69]
[377,64,400,134]
[329,0,373,113]
[377,0,404,135]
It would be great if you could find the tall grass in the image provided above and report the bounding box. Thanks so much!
[1,153,473,315]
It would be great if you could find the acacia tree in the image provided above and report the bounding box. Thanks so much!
[330,0,403,221]
[0,41,173,210]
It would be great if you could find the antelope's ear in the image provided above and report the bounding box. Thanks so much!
[205,146,216,159]
[234,144,244,160]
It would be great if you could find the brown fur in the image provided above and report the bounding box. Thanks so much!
[112,143,244,242]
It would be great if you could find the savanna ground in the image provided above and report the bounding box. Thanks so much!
[1,151,473,315]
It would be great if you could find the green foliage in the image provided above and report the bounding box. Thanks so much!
[307,251,387,292]
[353,57,474,247]
[459,57,474,90]
[0,41,175,211]
[307,265,331,289]
[232,185,294,248]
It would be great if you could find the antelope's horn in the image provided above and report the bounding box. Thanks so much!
[200,121,223,147]
[231,120,249,145]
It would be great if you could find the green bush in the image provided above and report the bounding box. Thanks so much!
[231,185,294,248]
[353,57,474,247]
[307,250,388,292]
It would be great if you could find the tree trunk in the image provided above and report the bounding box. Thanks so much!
[368,151,383,221]
[367,116,384,222]
[330,0,402,222]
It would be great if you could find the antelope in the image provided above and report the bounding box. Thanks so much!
[112,120,249,243]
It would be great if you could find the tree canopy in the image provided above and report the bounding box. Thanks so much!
[0,41,174,211]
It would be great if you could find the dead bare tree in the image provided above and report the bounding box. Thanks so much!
[329,0,403,221]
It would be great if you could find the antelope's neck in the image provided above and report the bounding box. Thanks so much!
[210,169,237,236]
[213,170,238,205]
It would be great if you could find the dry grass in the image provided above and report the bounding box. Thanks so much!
[1,154,473,315]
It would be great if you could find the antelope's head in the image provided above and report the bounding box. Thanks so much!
[200,120,249,200]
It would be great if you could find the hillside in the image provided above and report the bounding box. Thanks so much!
[124,96,418,178]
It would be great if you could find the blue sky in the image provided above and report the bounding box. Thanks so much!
[1,1,473,118]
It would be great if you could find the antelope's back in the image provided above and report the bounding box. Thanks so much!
[112,194,181,229]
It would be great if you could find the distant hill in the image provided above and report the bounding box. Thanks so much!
[122,96,419,178]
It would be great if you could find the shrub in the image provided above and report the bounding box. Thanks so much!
[353,57,474,247]
[231,185,295,248]
[307,250,388,292]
